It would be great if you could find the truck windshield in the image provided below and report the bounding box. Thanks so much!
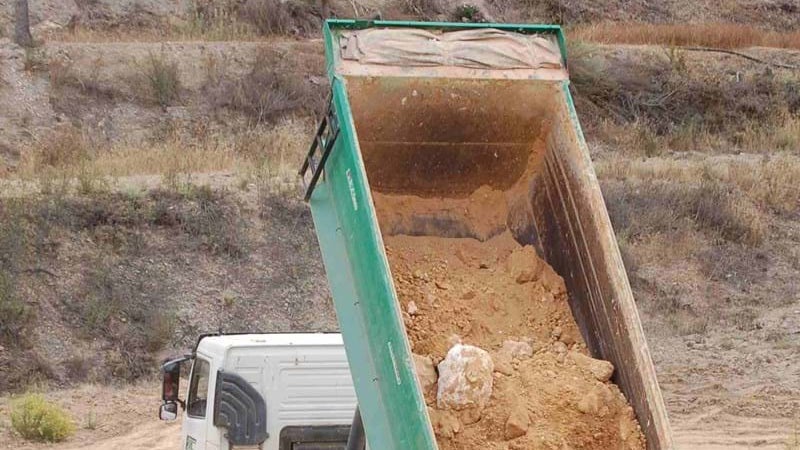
[187,358,210,418]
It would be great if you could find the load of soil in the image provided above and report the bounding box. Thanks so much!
[375,187,646,449]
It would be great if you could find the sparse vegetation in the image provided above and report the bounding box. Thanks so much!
[177,184,249,258]
[454,4,484,22]
[0,182,264,388]
[64,356,91,382]
[18,119,311,189]
[145,310,176,352]
[184,0,253,40]
[10,393,75,442]
[0,201,36,347]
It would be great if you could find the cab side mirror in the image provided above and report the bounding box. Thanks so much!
[159,402,178,421]
[161,360,181,403]
[159,354,191,420]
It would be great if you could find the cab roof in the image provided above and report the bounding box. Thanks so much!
[196,333,344,357]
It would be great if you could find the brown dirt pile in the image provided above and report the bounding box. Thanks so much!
[380,192,645,449]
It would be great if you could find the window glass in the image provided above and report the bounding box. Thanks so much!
[187,359,210,418]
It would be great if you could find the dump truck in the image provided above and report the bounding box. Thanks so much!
[158,19,672,450]
[298,19,673,450]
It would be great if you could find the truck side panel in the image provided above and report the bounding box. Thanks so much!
[532,83,673,447]
[308,77,438,450]
[225,344,358,450]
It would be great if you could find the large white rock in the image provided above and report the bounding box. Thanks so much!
[437,344,494,410]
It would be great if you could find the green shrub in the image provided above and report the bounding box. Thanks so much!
[454,4,485,22]
[10,393,75,442]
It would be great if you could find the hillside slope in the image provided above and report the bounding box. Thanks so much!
[1,2,799,448]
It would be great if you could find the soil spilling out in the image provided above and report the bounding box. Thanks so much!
[371,140,646,448]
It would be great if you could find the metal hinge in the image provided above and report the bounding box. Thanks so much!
[299,94,341,201]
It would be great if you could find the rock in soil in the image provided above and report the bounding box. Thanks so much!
[436,344,494,410]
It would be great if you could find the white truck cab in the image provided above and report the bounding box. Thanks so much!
[158,333,362,450]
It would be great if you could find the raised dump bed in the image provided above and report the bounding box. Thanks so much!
[303,20,672,450]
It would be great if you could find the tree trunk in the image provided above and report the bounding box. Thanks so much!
[14,0,34,48]
[321,0,330,21]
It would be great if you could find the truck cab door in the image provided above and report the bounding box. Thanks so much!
[182,357,212,450]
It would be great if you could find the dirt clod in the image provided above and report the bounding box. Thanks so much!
[505,404,530,440]
[413,353,438,402]
[570,351,616,382]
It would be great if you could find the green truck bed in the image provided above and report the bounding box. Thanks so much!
[303,19,672,450]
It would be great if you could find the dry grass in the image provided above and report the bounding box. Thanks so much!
[28,126,91,169]
[183,0,256,41]
[571,22,800,50]
[598,154,800,215]
[597,151,800,248]
[787,426,800,450]
[592,115,800,156]
[735,115,800,153]
[13,119,312,195]
[603,178,766,246]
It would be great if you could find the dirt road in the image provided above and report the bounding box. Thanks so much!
[2,380,797,449]
[673,415,799,449]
